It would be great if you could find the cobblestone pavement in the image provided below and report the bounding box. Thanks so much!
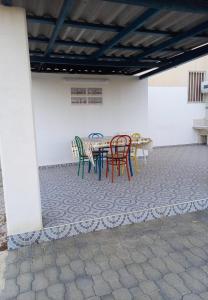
[1,210,208,299]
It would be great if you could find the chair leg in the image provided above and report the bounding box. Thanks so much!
[88,161,91,173]
[78,161,81,176]
[112,163,114,183]
[118,160,120,176]
[121,164,125,175]
[134,156,139,175]
[102,152,104,168]
[143,149,147,163]
[94,159,98,173]
[106,158,109,178]
[82,160,85,179]
[126,158,131,181]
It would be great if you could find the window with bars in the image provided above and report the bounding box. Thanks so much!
[188,71,205,103]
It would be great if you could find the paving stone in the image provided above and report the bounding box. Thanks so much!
[56,253,69,266]
[169,251,191,269]
[180,272,207,294]
[47,283,65,300]
[188,236,206,247]
[149,257,169,274]
[36,290,51,300]
[102,244,117,256]
[43,254,55,267]
[20,260,31,273]
[101,294,115,300]
[31,257,46,272]
[130,251,147,264]
[59,265,75,282]
[140,235,154,246]
[17,273,33,293]
[163,273,190,295]
[183,294,202,300]
[126,263,146,281]
[94,254,110,271]
[157,279,181,299]
[130,287,151,300]
[109,255,124,270]
[76,275,94,298]
[6,251,18,264]
[44,267,59,284]
[2,278,19,299]
[93,274,112,296]
[200,291,208,299]
[136,246,154,259]
[183,250,205,267]
[85,260,101,275]
[32,272,49,291]
[16,291,35,300]
[65,246,79,260]
[5,262,20,279]
[66,281,84,300]
[150,245,169,258]
[162,256,185,273]
[169,237,192,251]
[31,245,43,257]
[115,248,132,265]
[139,280,159,297]
[141,262,162,281]
[117,267,137,288]
[113,288,132,300]
[201,265,208,275]
[70,259,85,275]
[190,247,208,260]
[187,267,208,286]
[102,270,121,289]
[80,246,95,260]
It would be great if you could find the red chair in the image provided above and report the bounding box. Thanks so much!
[106,135,131,183]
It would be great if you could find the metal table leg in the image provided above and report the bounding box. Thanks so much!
[98,149,102,180]
[128,150,133,177]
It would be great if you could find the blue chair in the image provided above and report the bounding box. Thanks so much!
[88,132,104,139]
[88,132,109,179]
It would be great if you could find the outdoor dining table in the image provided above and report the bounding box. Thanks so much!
[81,136,153,180]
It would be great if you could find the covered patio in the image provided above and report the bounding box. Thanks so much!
[40,145,208,229]
[1,0,208,249]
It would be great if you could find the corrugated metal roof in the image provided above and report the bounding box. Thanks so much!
[1,0,208,76]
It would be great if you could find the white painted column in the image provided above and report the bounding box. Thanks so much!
[0,6,42,235]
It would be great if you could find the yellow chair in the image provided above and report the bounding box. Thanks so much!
[121,132,140,176]
[130,133,141,175]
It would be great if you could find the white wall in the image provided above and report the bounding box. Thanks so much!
[32,74,148,166]
[148,87,205,146]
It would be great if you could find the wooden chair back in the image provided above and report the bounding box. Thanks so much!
[75,136,85,158]
[110,135,131,159]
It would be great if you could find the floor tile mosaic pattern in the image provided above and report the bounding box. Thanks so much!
[40,145,208,228]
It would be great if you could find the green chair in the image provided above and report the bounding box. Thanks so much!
[75,136,98,179]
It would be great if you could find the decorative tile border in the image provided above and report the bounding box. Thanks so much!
[7,197,208,250]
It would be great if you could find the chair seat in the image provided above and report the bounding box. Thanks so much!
[93,148,109,153]
[106,153,126,159]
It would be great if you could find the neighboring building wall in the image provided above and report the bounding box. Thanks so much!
[149,56,208,86]
[32,74,148,166]
[148,57,207,147]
